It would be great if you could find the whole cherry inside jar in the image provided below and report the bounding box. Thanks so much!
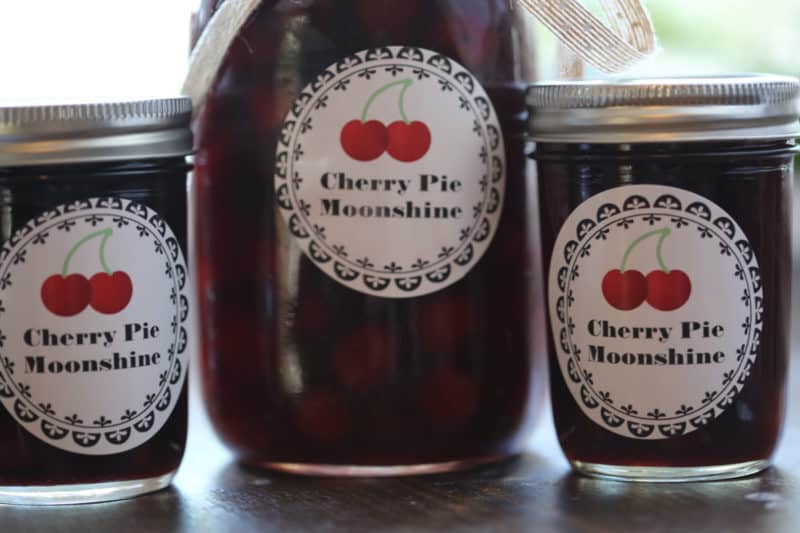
[531,75,800,482]
[191,0,546,474]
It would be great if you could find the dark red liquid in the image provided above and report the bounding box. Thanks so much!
[0,160,188,486]
[536,140,794,467]
[193,0,546,467]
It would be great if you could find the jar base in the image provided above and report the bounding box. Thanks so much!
[249,454,512,477]
[571,459,770,483]
[0,472,175,506]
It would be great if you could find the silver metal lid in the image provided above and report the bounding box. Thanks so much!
[0,97,193,166]
[527,75,800,143]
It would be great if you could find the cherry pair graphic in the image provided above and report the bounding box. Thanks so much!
[41,228,133,317]
[341,78,431,163]
[602,228,692,312]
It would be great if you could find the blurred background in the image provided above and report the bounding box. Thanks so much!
[536,0,800,79]
[0,0,798,99]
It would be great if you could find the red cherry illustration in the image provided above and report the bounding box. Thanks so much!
[388,120,432,162]
[41,228,133,317]
[340,119,388,162]
[341,78,430,163]
[646,270,692,311]
[90,271,134,314]
[41,274,91,317]
[601,270,648,311]
[602,227,692,312]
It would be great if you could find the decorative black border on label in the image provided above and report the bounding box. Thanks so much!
[0,198,190,451]
[275,46,505,297]
[553,190,763,439]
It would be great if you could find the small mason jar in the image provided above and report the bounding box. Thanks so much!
[0,99,192,504]
[530,75,799,482]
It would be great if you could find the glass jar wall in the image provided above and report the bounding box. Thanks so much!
[537,140,794,478]
[191,0,546,475]
[530,76,800,482]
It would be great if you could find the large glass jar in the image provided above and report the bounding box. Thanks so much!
[191,0,545,475]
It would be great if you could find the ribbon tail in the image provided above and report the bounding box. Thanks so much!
[518,0,657,74]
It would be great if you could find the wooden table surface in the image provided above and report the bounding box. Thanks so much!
[3,304,800,532]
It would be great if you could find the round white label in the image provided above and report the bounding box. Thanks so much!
[0,198,190,455]
[548,185,763,440]
[275,46,506,298]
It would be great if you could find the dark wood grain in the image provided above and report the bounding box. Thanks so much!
[2,293,799,533]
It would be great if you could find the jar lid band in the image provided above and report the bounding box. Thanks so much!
[527,75,800,143]
[0,98,193,166]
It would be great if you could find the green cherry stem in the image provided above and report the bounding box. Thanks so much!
[360,78,413,124]
[62,229,113,277]
[620,228,672,273]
